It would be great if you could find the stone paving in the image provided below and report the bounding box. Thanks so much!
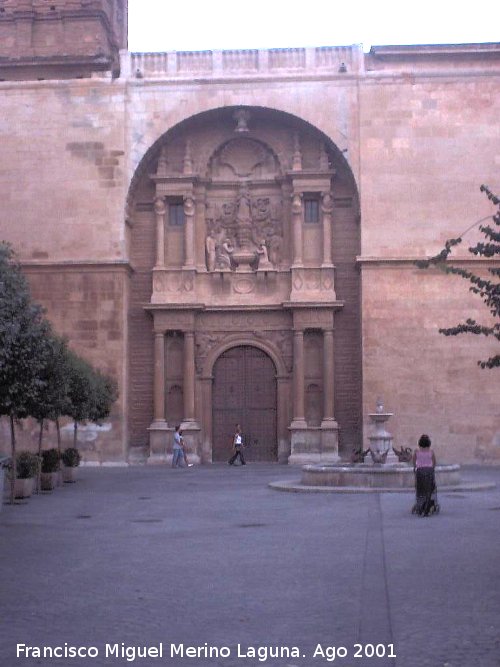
[0,464,499,667]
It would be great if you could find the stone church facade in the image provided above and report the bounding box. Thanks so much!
[0,1,498,464]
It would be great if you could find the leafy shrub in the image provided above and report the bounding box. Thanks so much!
[16,451,39,479]
[61,447,81,468]
[41,448,60,473]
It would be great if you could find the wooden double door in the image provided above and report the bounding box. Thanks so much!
[212,346,277,462]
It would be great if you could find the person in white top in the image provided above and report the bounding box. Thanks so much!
[228,424,246,466]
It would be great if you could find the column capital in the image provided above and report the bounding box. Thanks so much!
[321,191,334,214]
[183,194,195,214]
[154,196,166,215]
[291,192,303,211]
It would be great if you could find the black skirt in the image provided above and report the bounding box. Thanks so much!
[413,467,437,516]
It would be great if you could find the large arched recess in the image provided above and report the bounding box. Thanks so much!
[125,105,362,458]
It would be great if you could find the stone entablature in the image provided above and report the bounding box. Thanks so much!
[150,267,340,307]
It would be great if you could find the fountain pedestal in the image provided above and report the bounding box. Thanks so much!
[368,409,399,465]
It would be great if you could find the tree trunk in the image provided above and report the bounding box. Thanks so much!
[56,419,62,483]
[9,414,16,505]
[36,418,44,494]
[73,421,78,448]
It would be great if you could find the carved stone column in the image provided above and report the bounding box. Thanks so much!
[320,327,339,461]
[154,197,166,268]
[322,329,335,421]
[148,330,171,464]
[183,194,195,269]
[291,329,306,426]
[153,331,166,422]
[183,331,196,423]
[321,192,334,267]
[291,193,303,267]
[289,328,309,465]
[180,329,201,465]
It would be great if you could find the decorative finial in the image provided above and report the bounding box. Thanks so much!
[157,146,168,177]
[376,397,384,414]
[292,133,302,171]
[183,140,193,175]
[319,143,330,170]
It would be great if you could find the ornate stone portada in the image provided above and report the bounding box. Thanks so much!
[128,106,362,465]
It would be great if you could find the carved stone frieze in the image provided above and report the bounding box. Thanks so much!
[152,271,194,293]
[194,329,293,374]
[205,186,284,272]
[293,309,334,330]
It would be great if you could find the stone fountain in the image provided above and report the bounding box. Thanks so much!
[270,399,464,493]
[367,397,399,464]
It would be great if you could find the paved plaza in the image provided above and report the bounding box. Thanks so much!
[1,464,499,667]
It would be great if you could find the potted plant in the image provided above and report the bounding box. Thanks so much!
[40,448,60,491]
[13,451,39,498]
[61,447,81,483]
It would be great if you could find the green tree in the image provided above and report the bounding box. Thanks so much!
[65,351,118,448]
[28,334,70,490]
[416,185,500,369]
[65,350,97,448]
[0,243,54,503]
[89,369,118,425]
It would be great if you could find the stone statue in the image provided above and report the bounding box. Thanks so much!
[257,240,273,270]
[269,234,282,267]
[205,231,217,272]
[215,237,234,270]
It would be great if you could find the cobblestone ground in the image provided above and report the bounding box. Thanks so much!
[0,465,499,667]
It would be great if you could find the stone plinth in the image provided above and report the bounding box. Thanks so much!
[147,421,173,464]
[288,425,340,465]
[179,422,202,465]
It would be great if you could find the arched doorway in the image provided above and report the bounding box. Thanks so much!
[126,105,362,459]
[212,346,277,462]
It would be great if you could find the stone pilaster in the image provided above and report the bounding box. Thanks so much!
[180,330,201,464]
[321,192,334,267]
[183,194,195,269]
[291,193,303,267]
[291,329,306,426]
[183,331,196,423]
[320,328,339,461]
[148,330,170,463]
[154,197,166,268]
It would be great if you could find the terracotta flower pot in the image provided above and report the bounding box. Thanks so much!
[14,477,35,499]
[40,472,58,491]
[61,466,78,483]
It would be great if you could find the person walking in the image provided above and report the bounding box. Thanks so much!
[412,433,438,516]
[172,425,185,468]
[228,424,246,465]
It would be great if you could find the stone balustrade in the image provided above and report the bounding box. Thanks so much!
[127,45,361,79]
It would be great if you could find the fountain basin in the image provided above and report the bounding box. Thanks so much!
[300,463,461,489]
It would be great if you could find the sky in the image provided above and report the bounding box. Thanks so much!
[128,0,499,53]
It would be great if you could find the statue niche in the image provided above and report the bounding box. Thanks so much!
[205,137,284,272]
[205,187,283,272]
